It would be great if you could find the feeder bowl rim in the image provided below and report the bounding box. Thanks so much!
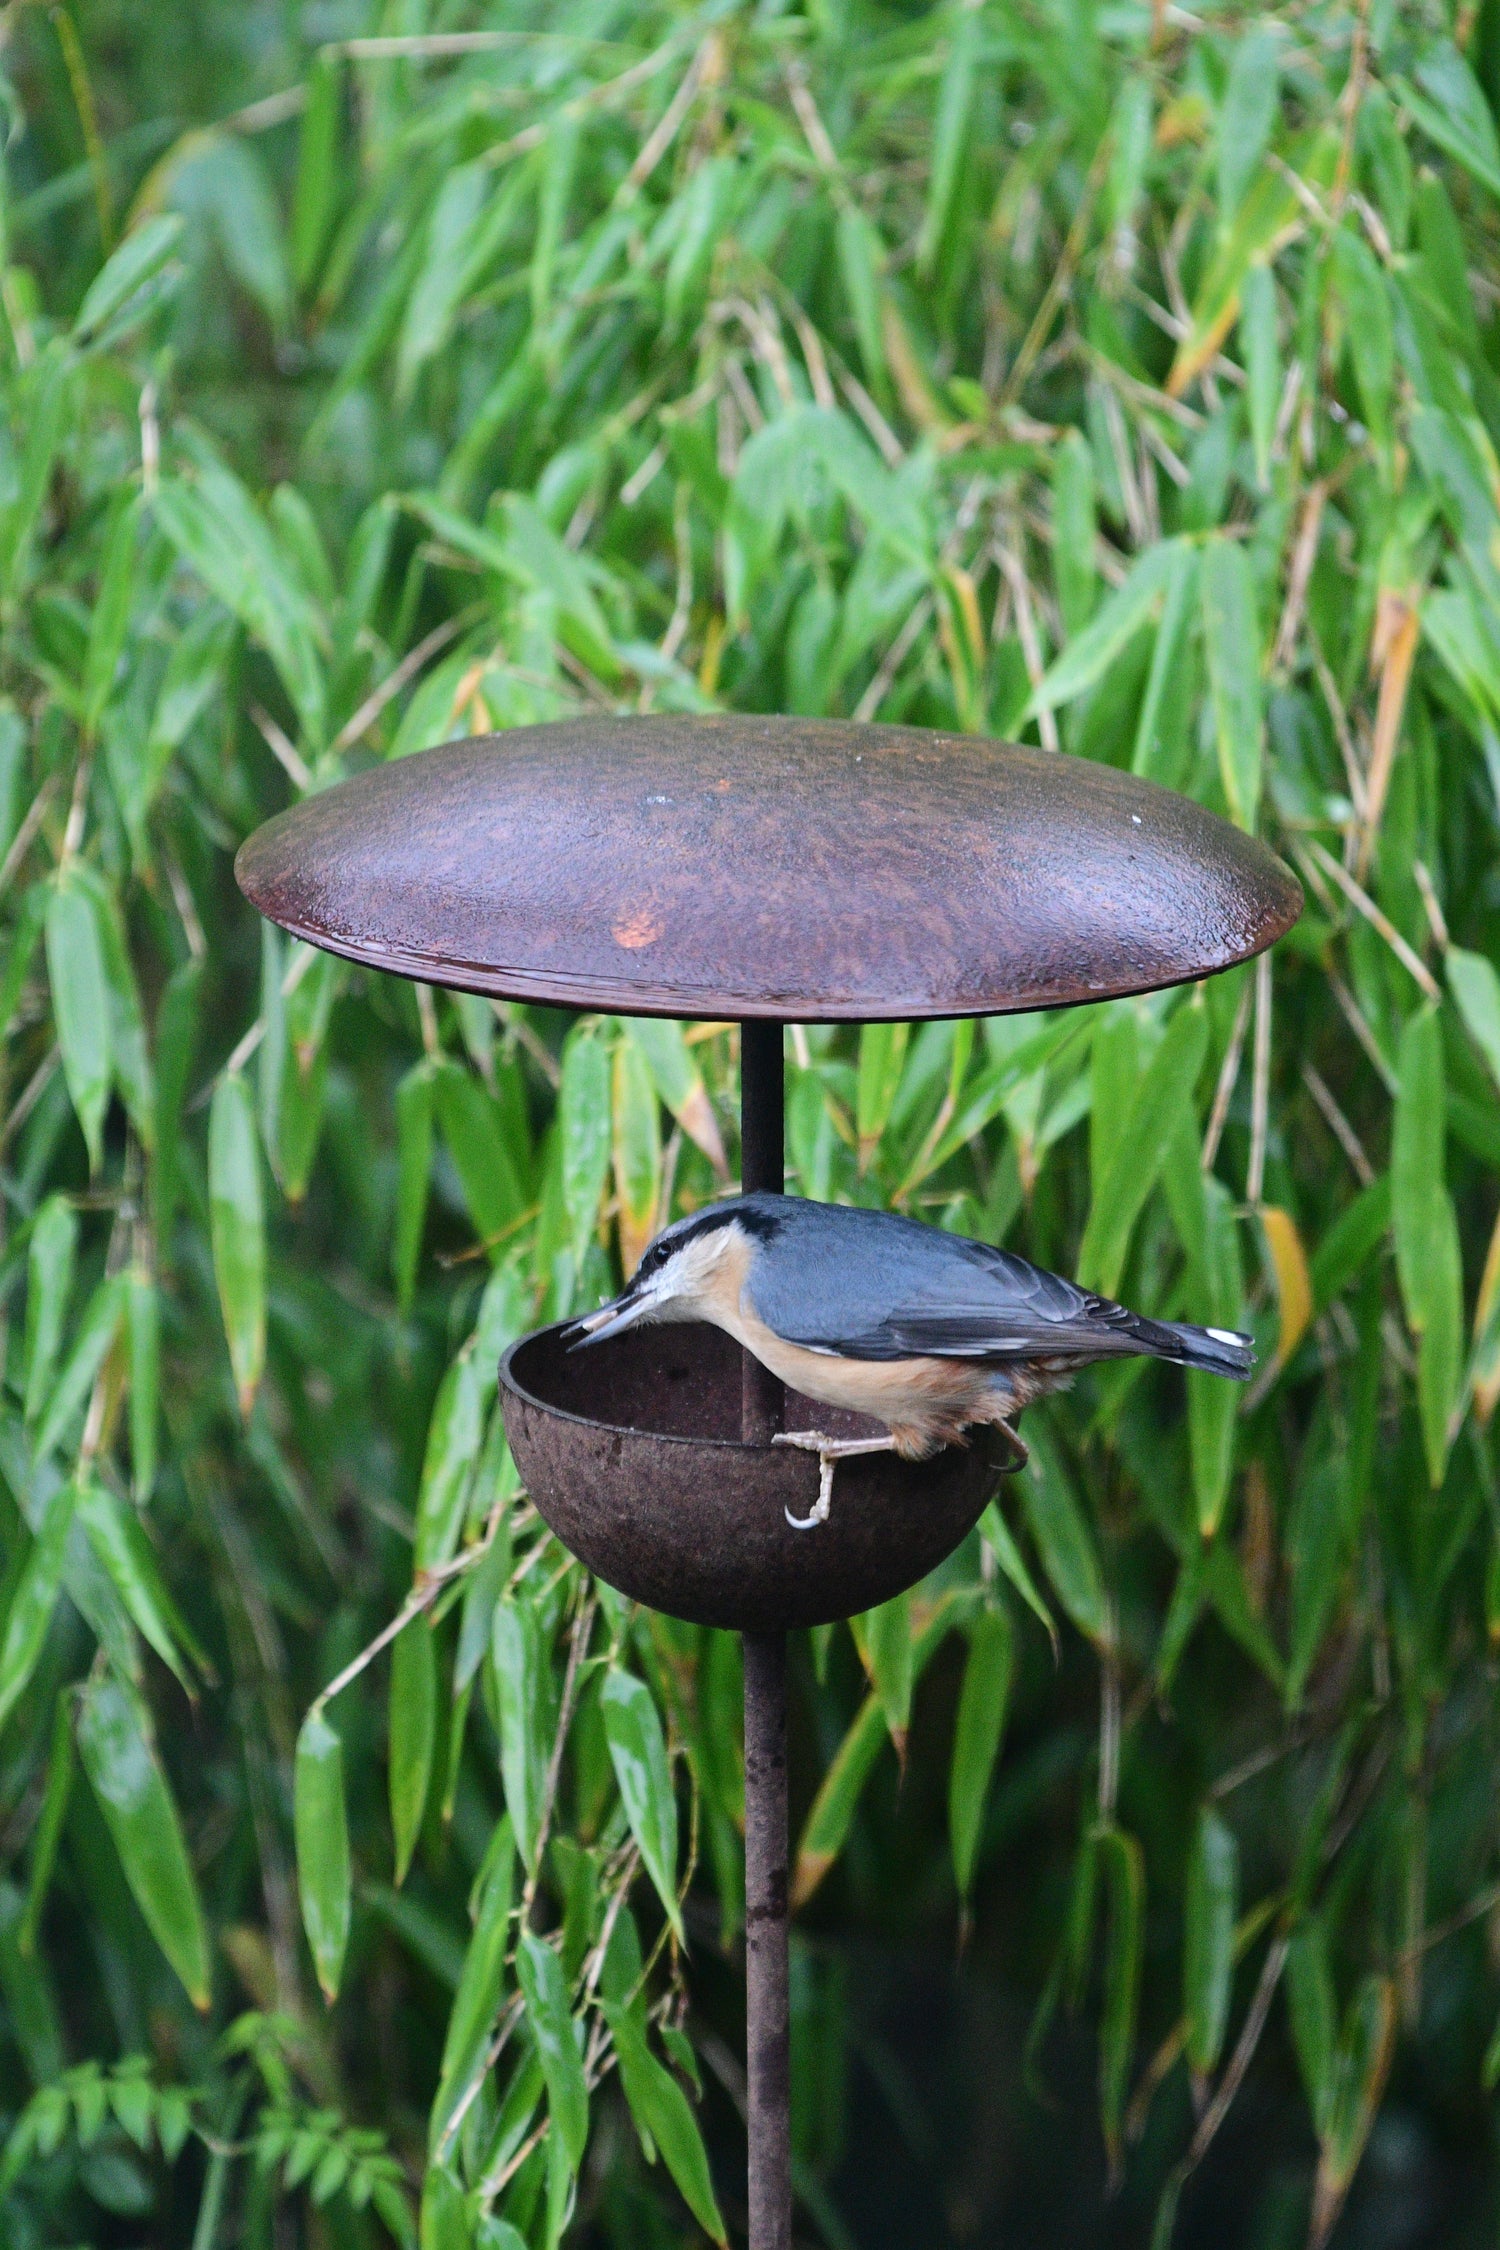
[501,1323,797,1455]
[499,1321,1028,1472]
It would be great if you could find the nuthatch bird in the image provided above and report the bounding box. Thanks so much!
[570,1193,1252,1529]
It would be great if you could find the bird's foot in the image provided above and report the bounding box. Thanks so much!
[993,1417,1029,1470]
[772,1431,896,1530]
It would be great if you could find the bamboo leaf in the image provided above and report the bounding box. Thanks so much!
[389,1619,436,1886]
[19,1695,73,1958]
[126,1266,159,1502]
[46,873,112,1172]
[76,1670,210,2009]
[295,1707,351,2004]
[490,1599,549,1874]
[1096,1823,1144,2177]
[32,1272,125,1461]
[1217,26,1281,220]
[1240,262,1279,489]
[602,1668,681,1940]
[516,1931,588,2174]
[1027,541,1183,716]
[73,215,183,344]
[412,1346,483,1575]
[604,2002,727,2243]
[23,1198,79,1427]
[949,1607,1012,1902]
[1199,539,1263,830]
[612,1033,661,1276]
[625,1019,725,1174]
[1312,1976,1396,2236]
[1260,1205,1312,1370]
[1079,1002,1208,1298]
[393,1061,434,1313]
[919,7,981,278]
[430,1818,514,2154]
[434,1059,526,1258]
[858,1589,915,1749]
[1183,1807,1238,2078]
[76,1480,196,1698]
[1448,947,1500,1093]
[1021,1425,1108,1649]
[559,1025,612,1268]
[1394,45,1500,205]
[208,1072,265,1418]
[292,52,342,289]
[0,1484,77,1736]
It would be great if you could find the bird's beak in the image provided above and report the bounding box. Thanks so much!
[565,1290,651,1349]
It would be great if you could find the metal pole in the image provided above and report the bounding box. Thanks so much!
[739,1019,790,2250]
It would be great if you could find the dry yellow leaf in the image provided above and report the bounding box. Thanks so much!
[1261,1204,1312,1370]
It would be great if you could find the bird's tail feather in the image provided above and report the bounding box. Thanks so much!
[1148,1319,1254,1380]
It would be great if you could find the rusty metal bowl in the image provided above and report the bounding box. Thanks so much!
[499,1321,1014,1632]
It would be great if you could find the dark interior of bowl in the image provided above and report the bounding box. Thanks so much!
[499,1321,1012,1632]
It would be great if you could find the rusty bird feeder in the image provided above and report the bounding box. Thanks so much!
[238,713,1300,2248]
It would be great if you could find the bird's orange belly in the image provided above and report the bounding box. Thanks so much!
[725,1301,1005,1444]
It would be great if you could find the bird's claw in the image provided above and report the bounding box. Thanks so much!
[784,1455,836,1531]
[995,1418,1029,1470]
[773,1431,896,1531]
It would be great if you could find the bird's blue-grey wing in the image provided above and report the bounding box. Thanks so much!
[746,1207,1120,1360]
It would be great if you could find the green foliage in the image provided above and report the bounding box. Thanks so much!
[2,1,1500,2243]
